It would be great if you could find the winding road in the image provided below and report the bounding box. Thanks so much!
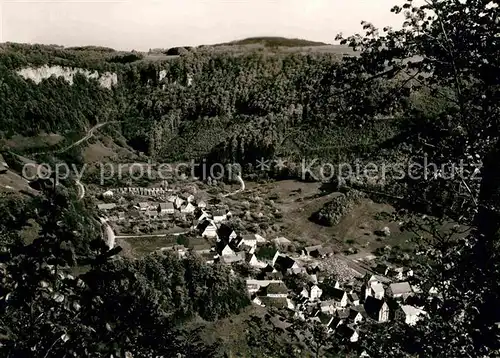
[56,121,118,154]
[33,120,119,156]
[223,174,245,197]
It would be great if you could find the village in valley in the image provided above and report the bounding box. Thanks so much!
[94,175,433,346]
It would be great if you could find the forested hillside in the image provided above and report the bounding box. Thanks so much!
[0,41,419,164]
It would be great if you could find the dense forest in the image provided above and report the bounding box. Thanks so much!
[0,185,249,357]
[0,41,409,161]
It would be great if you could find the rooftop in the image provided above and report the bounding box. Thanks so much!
[265,282,288,295]
[390,282,413,295]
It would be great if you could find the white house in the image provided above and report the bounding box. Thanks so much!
[252,296,264,306]
[245,279,283,294]
[197,200,207,208]
[180,202,196,214]
[389,282,413,299]
[166,195,177,203]
[0,154,8,172]
[273,237,292,246]
[320,300,337,314]
[247,254,266,268]
[182,193,195,203]
[221,244,236,257]
[389,267,414,281]
[310,285,323,301]
[367,274,390,285]
[254,234,267,243]
[366,282,385,300]
[347,328,359,343]
[174,197,185,209]
[300,288,309,299]
[102,190,114,197]
[310,274,318,285]
[397,304,427,326]
[238,235,258,251]
[199,220,218,239]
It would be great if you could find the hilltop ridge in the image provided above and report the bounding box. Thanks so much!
[215,36,330,47]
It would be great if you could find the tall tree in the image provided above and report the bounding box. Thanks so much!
[337,0,500,356]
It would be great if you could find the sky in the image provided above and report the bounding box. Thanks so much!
[0,0,404,51]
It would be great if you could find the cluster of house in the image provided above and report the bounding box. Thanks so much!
[134,192,205,219]
[159,211,270,264]
[105,187,171,197]
[244,255,429,344]
[97,191,207,221]
[193,211,270,264]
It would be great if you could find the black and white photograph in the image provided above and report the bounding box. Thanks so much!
[0,0,499,357]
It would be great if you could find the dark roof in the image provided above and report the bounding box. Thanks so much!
[261,264,274,273]
[328,288,346,301]
[274,255,296,271]
[213,209,227,216]
[264,282,288,295]
[348,308,363,320]
[215,241,228,254]
[351,305,367,316]
[231,236,243,247]
[374,263,389,275]
[197,219,215,233]
[217,224,234,242]
[317,312,333,325]
[328,316,343,329]
[364,296,386,319]
[335,325,356,340]
[265,271,283,280]
[259,296,287,308]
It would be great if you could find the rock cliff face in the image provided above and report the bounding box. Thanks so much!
[16,65,118,89]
